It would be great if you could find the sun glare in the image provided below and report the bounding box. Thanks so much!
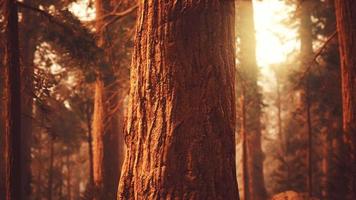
[253,0,298,68]
[68,0,95,21]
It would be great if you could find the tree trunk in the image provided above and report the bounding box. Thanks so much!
[48,137,54,200]
[236,1,267,199]
[86,103,95,187]
[299,0,314,196]
[0,42,6,200]
[92,0,122,199]
[335,1,356,198]
[3,0,22,199]
[305,79,313,197]
[276,74,284,153]
[20,1,37,198]
[67,154,72,200]
[92,74,122,200]
[59,157,64,199]
[35,139,43,200]
[118,1,239,199]
[240,94,250,200]
[92,79,106,199]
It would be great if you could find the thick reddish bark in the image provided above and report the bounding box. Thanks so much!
[3,0,22,199]
[118,1,239,199]
[335,1,356,198]
[236,1,267,199]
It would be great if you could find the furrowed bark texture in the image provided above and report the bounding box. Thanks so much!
[118,1,239,199]
[3,0,22,199]
[335,1,356,198]
[236,1,267,200]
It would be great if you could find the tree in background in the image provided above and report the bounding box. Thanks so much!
[3,0,22,199]
[299,0,314,196]
[92,0,119,199]
[267,1,347,199]
[19,1,38,198]
[118,1,239,199]
[17,0,135,197]
[92,0,136,199]
[0,0,136,199]
[236,0,267,200]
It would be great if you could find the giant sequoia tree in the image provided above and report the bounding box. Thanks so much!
[335,1,356,198]
[3,0,22,199]
[118,1,239,199]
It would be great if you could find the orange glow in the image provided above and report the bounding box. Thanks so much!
[253,0,298,68]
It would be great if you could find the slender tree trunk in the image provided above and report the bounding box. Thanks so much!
[322,120,343,200]
[118,1,239,199]
[59,157,64,199]
[92,75,121,200]
[335,1,356,199]
[19,0,37,198]
[240,94,250,200]
[36,140,43,200]
[236,1,267,199]
[276,76,283,152]
[92,79,106,199]
[92,0,121,199]
[48,137,54,200]
[67,154,72,200]
[305,79,313,197]
[3,0,22,199]
[19,1,36,198]
[299,0,314,196]
[322,126,331,200]
[73,169,81,200]
[86,103,94,187]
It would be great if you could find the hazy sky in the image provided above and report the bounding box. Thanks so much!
[253,0,298,68]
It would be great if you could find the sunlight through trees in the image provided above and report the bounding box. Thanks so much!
[1,0,355,200]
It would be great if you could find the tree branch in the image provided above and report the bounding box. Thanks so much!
[99,4,138,31]
[294,31,338,89]
[16,1,78,33]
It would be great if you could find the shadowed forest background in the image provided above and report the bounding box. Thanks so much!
[1,0,356,200]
